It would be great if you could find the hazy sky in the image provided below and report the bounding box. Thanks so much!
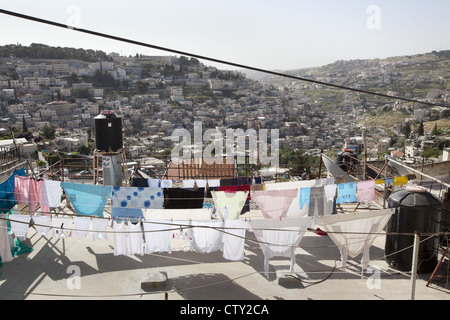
[0,1,449,71]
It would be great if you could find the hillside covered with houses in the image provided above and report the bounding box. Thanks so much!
[0,43,449,172]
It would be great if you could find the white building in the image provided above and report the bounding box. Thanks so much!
[0,138,37,155]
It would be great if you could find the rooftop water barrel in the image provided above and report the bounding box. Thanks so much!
[385,185,441,273]
[94,111,123,152]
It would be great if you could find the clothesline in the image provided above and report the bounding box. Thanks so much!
[2,214,444,237]
[0,216,388,260]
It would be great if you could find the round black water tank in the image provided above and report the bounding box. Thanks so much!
[385,186,441,273]
[94,111,123,152]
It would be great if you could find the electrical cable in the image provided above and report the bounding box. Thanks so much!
[0,8,449,109]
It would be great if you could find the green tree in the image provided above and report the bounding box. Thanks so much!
[41,124,56,140]
[417,120,424,136]
[431,123,440,136]
[401,122,411,137]
[135,80,149,94]
[422,147,440,159]
[22,115,27,133]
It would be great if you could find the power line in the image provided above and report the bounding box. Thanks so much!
[0,8,449,109]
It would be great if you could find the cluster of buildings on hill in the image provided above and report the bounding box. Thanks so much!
[0,52,449,169]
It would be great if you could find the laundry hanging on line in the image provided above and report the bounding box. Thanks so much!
[61,182,112,218]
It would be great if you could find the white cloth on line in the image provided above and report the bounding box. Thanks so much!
[41,180,62,209]
[182,179,195,188]
[323,184,337,216]
[207,179,220,187]
[0,216,13,263]
[91,218,109,241]
[113,220,144,256]
[160,179,173,188]
[319,209,394,269]
[188,219,224,253]
[73,216,91,239]
[143,208,212,221]
[9,214,31,240]
[113,220,128,256]
[32,215,51,237]
[128,222,144,256]
[52,217,73,238]
[143,219,173,254]
[147,178,160,188]
[222,219,246,261]
[249,216,314,278]
[194,180,207,188]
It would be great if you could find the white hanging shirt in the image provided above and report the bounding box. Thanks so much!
[128,222,144,256]
[113,220,129,256]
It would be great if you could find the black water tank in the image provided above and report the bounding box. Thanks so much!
[385,186,441,273]
[94,111,123,152]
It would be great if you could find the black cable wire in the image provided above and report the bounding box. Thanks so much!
[0,8,449,109]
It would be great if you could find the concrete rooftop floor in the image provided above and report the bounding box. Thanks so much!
[0,201,449,302]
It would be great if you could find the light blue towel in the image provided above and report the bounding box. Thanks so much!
[299,187,311,209]
[336,182,357,204]
[61,182,112,217]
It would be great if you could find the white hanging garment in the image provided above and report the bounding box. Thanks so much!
[32,215,51,237]
[113,220,129,256]
[0,215,12,263]
[92,218,109,241]
[41,180,62,209]
[143,208,212,221]
[188,219,224,253]
[9,214,31,240]
[128,222,144,256]
[52,217,73,238]
[319,209,394,269]
[222,219,246,261]
[143,219,173,254]
[73,216,91,239]
[249,216,314,278]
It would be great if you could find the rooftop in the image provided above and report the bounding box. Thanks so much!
[0,193,448,303]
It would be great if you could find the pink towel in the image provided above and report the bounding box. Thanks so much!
[253,189,298,219]
[356,180,375,203]
[14,176,39,215]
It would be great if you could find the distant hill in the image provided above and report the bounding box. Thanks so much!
[0,43,111,62]
[259,50,450,100]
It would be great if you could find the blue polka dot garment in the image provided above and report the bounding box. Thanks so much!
[111,186,163,220]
